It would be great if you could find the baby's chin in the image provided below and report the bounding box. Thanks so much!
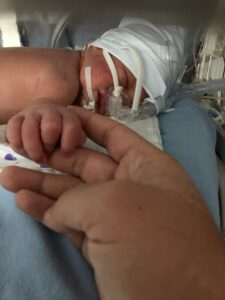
[74,91,107,116]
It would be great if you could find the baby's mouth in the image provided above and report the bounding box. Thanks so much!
[93,89,133,116]
[81,88,133,116]
[79,89,108,115]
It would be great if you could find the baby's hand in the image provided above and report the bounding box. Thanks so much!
[6,104,86,164]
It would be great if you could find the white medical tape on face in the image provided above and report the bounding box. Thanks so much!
[85,66,95,102]
[121,46,143,113]
[102,49,123,97]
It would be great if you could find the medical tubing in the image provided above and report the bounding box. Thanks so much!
[143,96,166,117]
[164,78,225,113]
[121,46,143,113]
[144,78,225,117]
[171,78,225,103]
[102,49,122,97]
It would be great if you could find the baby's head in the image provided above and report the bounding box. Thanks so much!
[79,45,148,116]
[78,17,186,117]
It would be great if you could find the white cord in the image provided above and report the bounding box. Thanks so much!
[206,37,217,80]
[121,46,143,113]
[191,26,202,73]
[199,31,209,80]
[85,67,96,102]
[102,49,123,97]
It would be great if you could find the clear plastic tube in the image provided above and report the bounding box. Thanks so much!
[143,78,225,117]
[172,78,225,103]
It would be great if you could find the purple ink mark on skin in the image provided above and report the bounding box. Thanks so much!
[4,153,17,161]
[40,164,49,169]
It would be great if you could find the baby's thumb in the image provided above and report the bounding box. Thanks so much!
[42,180,131,248]
[42,182,109,248]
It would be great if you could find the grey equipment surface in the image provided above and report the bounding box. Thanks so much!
[11,0,219,26]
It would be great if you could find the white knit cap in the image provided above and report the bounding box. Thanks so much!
[90,17,187,100]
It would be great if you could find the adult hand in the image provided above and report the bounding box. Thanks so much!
[1,107,225,300]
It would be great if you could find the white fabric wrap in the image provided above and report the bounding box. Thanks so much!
[90,17,187,100]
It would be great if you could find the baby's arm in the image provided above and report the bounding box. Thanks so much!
[6,104,86,164]
[30,49,81,107]
[0,48,81,123]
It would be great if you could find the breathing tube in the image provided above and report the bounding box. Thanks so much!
[174,79,225,100]
[84,45,144,122]
[142,78,225,117]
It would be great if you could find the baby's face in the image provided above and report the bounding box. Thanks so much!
[79,46,147,115]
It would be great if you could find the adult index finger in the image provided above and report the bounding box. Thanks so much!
[68,107,163,162]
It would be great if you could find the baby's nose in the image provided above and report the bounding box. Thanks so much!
[91,67,113,91]
[98,89,108,99]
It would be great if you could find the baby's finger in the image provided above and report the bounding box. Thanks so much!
[0,166,83,199]
[6,115,24,151]
[40,110,62,154]
[60,111,86,154]
[21,112,46,163]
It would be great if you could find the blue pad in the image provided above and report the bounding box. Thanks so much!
[158,98,220,225]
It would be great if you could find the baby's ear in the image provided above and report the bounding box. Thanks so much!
[80,46,100,71]
[86,46,103,57]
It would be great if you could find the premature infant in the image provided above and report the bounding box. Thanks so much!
[0,45,146,122]
[0,17,186,123]
[2,17,186,162]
